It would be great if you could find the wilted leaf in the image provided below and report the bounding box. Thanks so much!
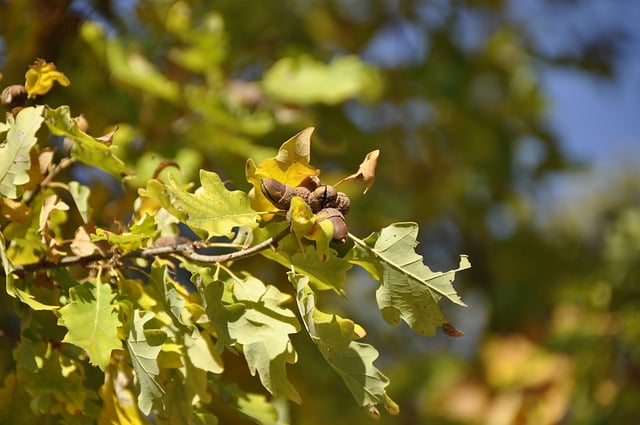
[349,222,470,336]
[335,149,380,194]
[38,195,69,234]
[0,106,45,198]
[163,170,260,238]
[44,105,128,177]
[58,278,122,370]
[246,127,319,215]
[263,55,382,105]
[24,59,70,98]
[70,225,102,256]
[290,271,398,414]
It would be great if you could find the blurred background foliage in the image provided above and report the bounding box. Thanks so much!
[1,0,639,424]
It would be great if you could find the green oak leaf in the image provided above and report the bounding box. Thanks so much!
[58,279,122,370]
[165,170,260,238]
[0,106,45,198]
[290,271,398,415]
[0,374,33,423]
[263,55,382,105]
[244,334,301,404]
[202,272,301,401]
[349,222,470,336]
[226,273,299,346]
[14,340,88,413]
[203,280,244,352]
[67,181,91,223]
[255,222,352,293]
[44,105,128,177]
[92,213,156,254]
[126,310,165,415]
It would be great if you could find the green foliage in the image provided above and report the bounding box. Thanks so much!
[2,1,635,424]
[263,55,382,105]
[0,59,467,423]
[350,222,471,336]
[58,275,122,370]
[0,106,44,198]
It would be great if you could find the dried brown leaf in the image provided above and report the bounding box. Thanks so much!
[335,149,380,194]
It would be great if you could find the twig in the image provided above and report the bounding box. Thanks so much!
[3,227,291,277]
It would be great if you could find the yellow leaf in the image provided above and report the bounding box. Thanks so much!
[288,197,333,261]
[246,128,319,215]
[24,59,70,98]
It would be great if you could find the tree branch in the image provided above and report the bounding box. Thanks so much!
[3,227,291,277]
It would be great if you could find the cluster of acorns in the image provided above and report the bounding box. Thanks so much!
[260,175,351,242]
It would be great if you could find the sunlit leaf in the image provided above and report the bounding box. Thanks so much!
[126,310,165,415]
[246,127,319,215]
[335,149,380,194]
[105,38,179,102]
[185,333,224,374]
[44,105,128,177]
[349,222,470,336]
[58,278,123,370]
[288,196,333,260]
[38,194,69,234]
[244,335,301,403]
[92,214,156,254]
[164,170,260,238]
[24,59,70,98]
[263,55,382,105]
[290,271,398,414]
[0,106,44,198]
[67,181,91,223]
[255,223,351,292]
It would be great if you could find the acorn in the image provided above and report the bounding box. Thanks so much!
[309,185,338,212]
[260,178,295,210]
[316,207,349,242]
[335,192,350,215]
[1,84,28,112]
[297,175,321,191]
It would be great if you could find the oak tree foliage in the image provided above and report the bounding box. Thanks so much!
[0,60,468,424]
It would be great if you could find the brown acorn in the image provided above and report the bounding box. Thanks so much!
[1,84,28,112]
[335,192,350,215]
[260,178,295,210]
[316,207,348,242]
[309,185,338,212]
